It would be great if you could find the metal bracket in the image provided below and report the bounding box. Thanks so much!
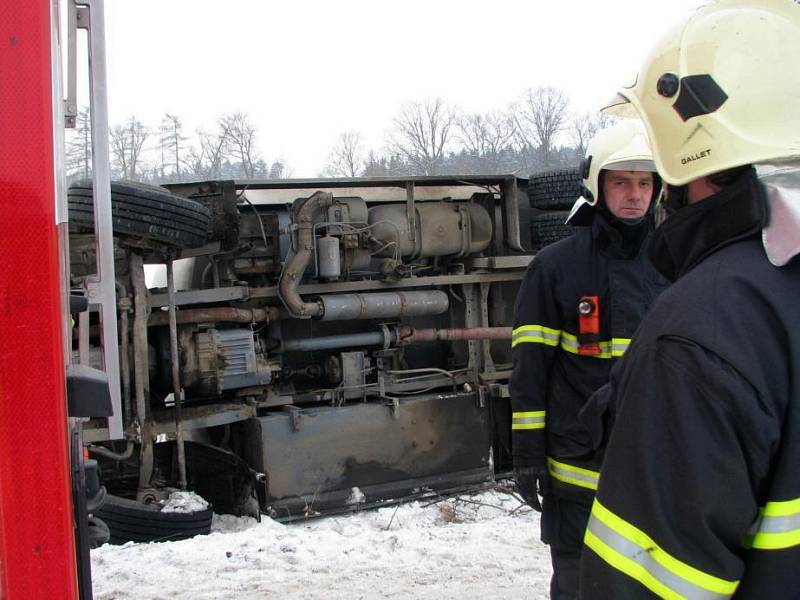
[64,2,78,128]
[64,4,90,128]
[283,406,303,432]
[405,182,416,247]
[479,282,495,373]
[389,397,400,420]
[502,176,525,252]
[488,383,510,399]
[477,385,487,409]
[463,284,482,373]
[71,0,122,439]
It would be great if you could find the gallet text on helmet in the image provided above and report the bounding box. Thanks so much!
[681,148,712,165]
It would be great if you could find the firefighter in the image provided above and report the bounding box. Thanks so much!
[510,119,668,600]
[578,1,800,598]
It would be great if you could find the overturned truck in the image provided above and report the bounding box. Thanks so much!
[71,175,535,534]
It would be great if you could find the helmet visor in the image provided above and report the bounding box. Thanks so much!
[602,92,639,118]
[603,159,656,173]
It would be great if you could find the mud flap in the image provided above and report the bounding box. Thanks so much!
[237,391,494,520]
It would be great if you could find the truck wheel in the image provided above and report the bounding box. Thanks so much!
[95,494,213,544]
[68,180,211,251]
[87,516,110,548]
[530,211,574,252]
[528,168,582,210]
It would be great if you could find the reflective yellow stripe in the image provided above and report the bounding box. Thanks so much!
[511,324,561,348]
[585,500,739,599]
[745,497,800,550]
[512,410,546,430]
[584,529,682,600]
[611,337,632,357]
[762,496,800,517]
[513,326,632,358]
[560,331,613,358]
[558,332,632,359]
[547,457,599,491]
[749,529,800,550]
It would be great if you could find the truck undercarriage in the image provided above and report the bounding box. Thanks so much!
[71,175,533,528]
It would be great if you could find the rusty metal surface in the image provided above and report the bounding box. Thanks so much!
[83,401,260,440]
[149,272,527,308]
[368,202,492,259]
[278,191,332,319]
[320,291,449,321]
[246,271,526,300]
[148,286,249,309]
[149,306,277,326]
[398,326,512,345]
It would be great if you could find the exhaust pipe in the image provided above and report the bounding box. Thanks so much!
[278,191,333,319]
[278,192,450,322]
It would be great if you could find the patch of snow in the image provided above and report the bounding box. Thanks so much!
[210,514,260,534]
[345,486,366,505]
[91,488,551,599]
[160,491,210,514]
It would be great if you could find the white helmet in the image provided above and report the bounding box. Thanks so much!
[580,119,657,204]
[604,0,800,186]
[567,119,659,223]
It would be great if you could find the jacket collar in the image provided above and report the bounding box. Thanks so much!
[592,210,653,259]
[648,169,768,282]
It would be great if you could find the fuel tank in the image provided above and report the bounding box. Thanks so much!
[236,391,494,520]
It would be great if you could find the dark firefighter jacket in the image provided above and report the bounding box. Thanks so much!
[509,210,668,501]
[580,170,800,599]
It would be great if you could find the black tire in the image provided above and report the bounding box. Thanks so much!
[528,168,582,210]
[95,493,213,544]
[87,516,111,549]
[530,211,574,252]
[68,180,211,250]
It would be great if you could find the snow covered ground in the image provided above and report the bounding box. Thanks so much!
[90,488,552,599]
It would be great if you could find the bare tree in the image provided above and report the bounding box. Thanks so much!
[323,130,365,177]
[109,125,131,179]
[110,116,149,180]
[362,151,390,176]
[219,112,260,178]
[181,145,207,179]
[125,117,149,180]
[570,112,596,159]
[268,160,286,178]
[457,111,516,172]
[513,86,570,168]
[281,163,295,178]
[197,127,229,179]
[65,107,92,181]
[388,98,456,175]
[158,113,188,181]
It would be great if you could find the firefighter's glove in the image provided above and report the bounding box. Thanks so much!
[514,466,550,512]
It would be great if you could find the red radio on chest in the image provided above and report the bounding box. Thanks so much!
[577,295,601,356]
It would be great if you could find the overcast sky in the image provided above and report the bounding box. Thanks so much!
[95,1,705,177]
